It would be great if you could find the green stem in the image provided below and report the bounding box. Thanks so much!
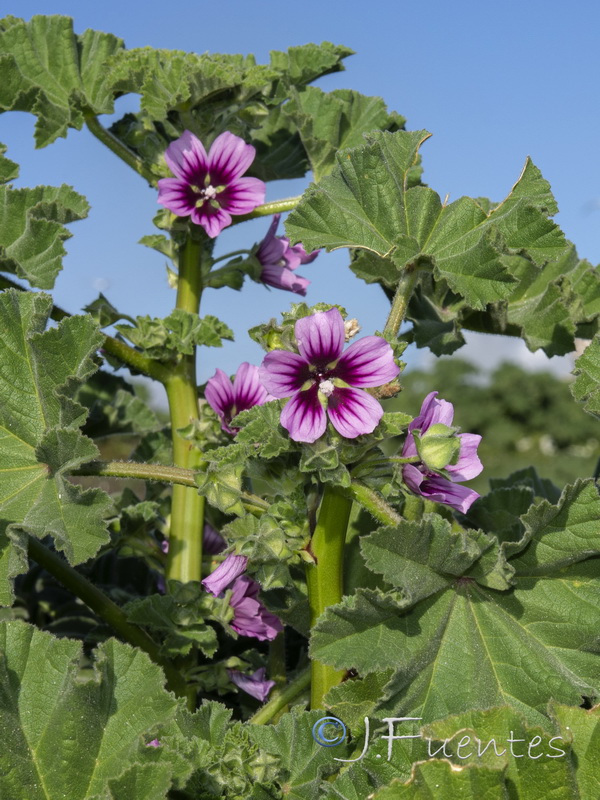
[249,667,311,725]
[74,460,269,513]
[212,248,251,264]
[229,196,302,226]
[165,238,205,585]
[102,335,171,383]
[306,486,352,709]
[26,536,186,697]
[85,116,157,185]
[349,481,402,526]
[384,265,420,337]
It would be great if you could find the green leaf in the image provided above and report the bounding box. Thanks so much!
[83,293,130,328]
[571,334,600,419]
[550,702,600,799]
[514,479,600,573]
[371,760,507,799]
[0,290,111,604]
[312,483,600,726]
[0,142,18,184]
[0,183,89,289]
[0,620,180,800]
[0,15,123,146]
[360,515,498,603]
[233,401,292,460]
[116,312,233,359]
[249,708,348,800]
[284,87,403,181]
[287,135,567,310]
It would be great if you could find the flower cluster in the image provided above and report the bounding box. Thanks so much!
[202,554,283,642]
[157,130,265,238]
[205,362,272,434]
[402,391,483,512]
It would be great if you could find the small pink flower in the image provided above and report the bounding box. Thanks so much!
[402,391,483,513]
[227,667,275,702]
[157,130,265,238]
[205,362,273,434]
[259,308,399,443]
[256,214,318,296]
[202,554,248,596]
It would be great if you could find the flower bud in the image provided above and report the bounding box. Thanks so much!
[266,330,283,351]
[413,422,461,471]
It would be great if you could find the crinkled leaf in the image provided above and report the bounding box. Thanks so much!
[195,444,245,516]
[0,141,18,184]
[0,183,89,289]
[101,764,173,800]
[371,760,507,799]
[0,15,123,146]
[489,465,561,503]
[287,134,566,310]
[571,334,600,419]
[0,291,111,604]
[313,482,600,726]
[550,702,600,799]
[84,293,131,328]
[0,620,179,800]
[249,708,348,800]
[116,312,233,359]
[360,515,501,602]
[283,86,404,181]
[233,402,292,459]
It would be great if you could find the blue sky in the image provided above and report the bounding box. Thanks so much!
[2,0,598,384]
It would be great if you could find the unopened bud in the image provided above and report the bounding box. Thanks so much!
[266,330,283,351]
[414,423,461,471]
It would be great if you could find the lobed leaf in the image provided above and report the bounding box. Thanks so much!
[571,334,600,419]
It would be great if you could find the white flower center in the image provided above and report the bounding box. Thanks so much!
[203,184,217,199]
[318,379,335,397]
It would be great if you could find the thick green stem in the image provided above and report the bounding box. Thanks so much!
[349,481,402,526]
[27,536,186,696]
[165,238,205,585]
[306,486,352,709]
[250,667,311,725]
[86,116,157,185]
[384,265,420,337]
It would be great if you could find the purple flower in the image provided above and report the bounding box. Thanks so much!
[202,554,248,596]
[259,308,400,443]
[202,556,283,641]
[227,667,275,702]
[157,130,265,238]
[203,523,226,555]
[402,391,483,513]
[205,362,273,434]
[229,575,283,641]
[146,739,161,748]
[256,214,318,296]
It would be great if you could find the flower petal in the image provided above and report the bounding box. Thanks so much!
[205,368,235,429]
[202,553,248,596]
[229,575,283,640]
[260,264,310,295]
[295,308,345,366]
[334,336,399,388]
[257,215,287,266]
[191,204,232,238]
[208,131,257,183]
[157,178,196,217]
[219,177,266,214]
[164,130,208,181]
[203,523,226,555]
[283,239,319,270]
[259,351,310,398]
[408,391,454,433]
[233,362,271,411]
[280,385,327,443]
[227,668,275,702]
[326,387,383,438]
[446,433,483,481]
[417,474,480,513]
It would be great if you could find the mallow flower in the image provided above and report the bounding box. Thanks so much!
[205,362,272,434]
[157,130,265,238]
[402,391,483,513]
[256,214,318,295]
[227,667,275,702]
[202,554,283,642]
[259,307,399,443]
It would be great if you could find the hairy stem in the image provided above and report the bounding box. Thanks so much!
[349,481,402,526]
[86,116,157,185]
[27,536,186,696]
[305,486,352,709]
[249,667,312,725]
[230,196,302,226]
[384,265,420,338]
[165,237,205,585]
